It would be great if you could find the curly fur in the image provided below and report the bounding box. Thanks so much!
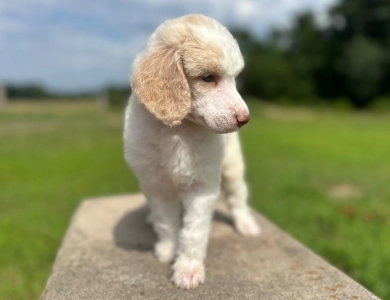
[124,14,260,290]
[132,46,191,127]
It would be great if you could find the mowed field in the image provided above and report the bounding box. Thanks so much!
[1,100,389,299]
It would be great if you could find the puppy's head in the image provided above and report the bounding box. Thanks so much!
[131,14,249,133]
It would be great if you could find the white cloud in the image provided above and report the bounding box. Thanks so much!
[0,0,340,91]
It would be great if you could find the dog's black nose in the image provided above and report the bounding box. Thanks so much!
[236,113,250,127]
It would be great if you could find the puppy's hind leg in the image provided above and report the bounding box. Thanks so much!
[221,132,260,236]
[143,187,181,263]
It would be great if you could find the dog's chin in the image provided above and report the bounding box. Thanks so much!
[203,120,242,134]
[204,117,243,134]
[208,125,240,134]
[186,114,241,134]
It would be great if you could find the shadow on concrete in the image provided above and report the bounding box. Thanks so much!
[113,205,156,252]
[213,210,234,227]
[113,204,234,253]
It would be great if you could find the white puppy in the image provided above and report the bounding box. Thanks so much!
[124,14,260,289]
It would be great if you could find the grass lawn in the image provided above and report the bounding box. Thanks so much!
[0,100,389,299]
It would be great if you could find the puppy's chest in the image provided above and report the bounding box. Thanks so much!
[159,133,224,184]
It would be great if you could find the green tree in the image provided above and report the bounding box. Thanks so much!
[7,84,49,99]
[232,0,390,107]
[233,23,319,102]
[329,0,390,106]
[337,35,387,106]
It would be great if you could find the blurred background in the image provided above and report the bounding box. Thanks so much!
[1,0,390,299]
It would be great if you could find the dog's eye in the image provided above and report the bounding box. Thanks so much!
[202,75,214,82]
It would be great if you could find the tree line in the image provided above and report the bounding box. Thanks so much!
[235,0,390,108]
[7,0,390,109]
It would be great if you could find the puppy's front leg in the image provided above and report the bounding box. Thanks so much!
[172,189,219,289]
[143,189,181,263]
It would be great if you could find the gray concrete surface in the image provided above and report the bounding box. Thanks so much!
[41,194,379,300]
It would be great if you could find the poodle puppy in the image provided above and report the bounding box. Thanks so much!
[124,14,260,289]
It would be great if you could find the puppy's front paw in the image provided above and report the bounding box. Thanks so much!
[172,258,205,289]
[154,241,176,263]
[234,210,261,236]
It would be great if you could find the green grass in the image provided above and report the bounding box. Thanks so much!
[1,100,389,299]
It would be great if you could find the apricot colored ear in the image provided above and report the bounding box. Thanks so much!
[131,49,191,126]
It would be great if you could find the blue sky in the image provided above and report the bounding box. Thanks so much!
[0,0,338,92]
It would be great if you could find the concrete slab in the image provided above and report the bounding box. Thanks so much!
[41,194,379,300]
